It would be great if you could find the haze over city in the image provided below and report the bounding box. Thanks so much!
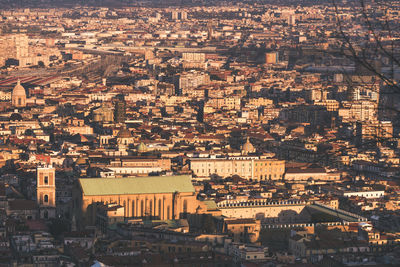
[0,0,398,266]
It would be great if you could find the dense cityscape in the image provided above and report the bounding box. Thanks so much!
[0,0,399,266]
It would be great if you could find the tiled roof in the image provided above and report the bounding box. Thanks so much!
[8,199,37,210]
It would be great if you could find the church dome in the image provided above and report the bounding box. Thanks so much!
[28,141,37,151]
[117,128,132,138]
[12,80,26,97]
[12,80,27,108]
[137,142,148,153]
[241,137,255,155]
[10,113,22,121]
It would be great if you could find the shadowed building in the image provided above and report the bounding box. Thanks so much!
[74,175,199,226]
[113,95,126,123]
[92,105,114,122]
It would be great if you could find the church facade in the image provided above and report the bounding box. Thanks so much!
[74,175,199,226]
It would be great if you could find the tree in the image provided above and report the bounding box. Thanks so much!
[48,218,70,237]
[160,131,172,140]
[25,129,34,136]
[151,126,163,134]
[201,214,216,233]
[333,0,400,119]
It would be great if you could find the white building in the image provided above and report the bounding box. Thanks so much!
[342,190,384,199]
[229,243,269,263]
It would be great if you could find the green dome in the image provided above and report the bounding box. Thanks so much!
[137,142,148,153]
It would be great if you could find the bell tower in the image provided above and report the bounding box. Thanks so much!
[37,166,56,219]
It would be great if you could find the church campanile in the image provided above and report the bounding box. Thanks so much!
[37,166,56,219]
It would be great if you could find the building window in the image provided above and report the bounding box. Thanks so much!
[44,195,49,203]
[44,176,48,185]
[149,200,153,216]
[183,199,188,213]
[158,199,162,218]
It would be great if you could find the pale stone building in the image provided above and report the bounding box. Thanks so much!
[190,156,285,180]
[11,80,27,108]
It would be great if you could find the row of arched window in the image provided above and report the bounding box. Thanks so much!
[103,198,188,219]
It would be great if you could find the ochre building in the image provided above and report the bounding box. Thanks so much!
[75,175,198,226]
